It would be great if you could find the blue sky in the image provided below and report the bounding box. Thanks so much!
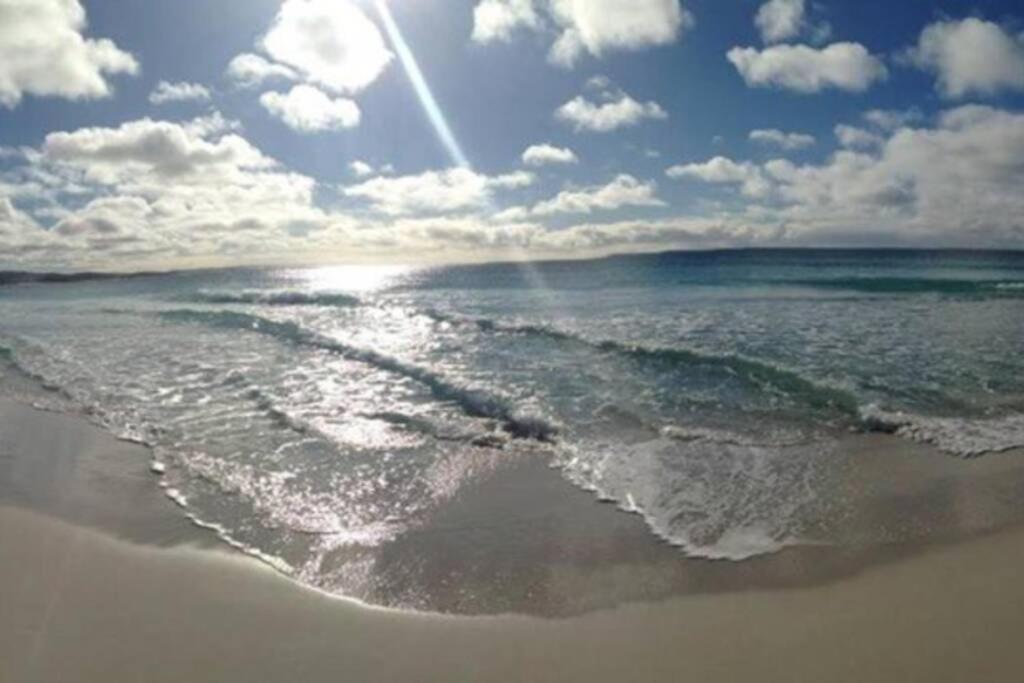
[1,0,1024,270]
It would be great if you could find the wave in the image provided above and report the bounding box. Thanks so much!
[188,290,362,307]
[788,277,1024,297]
[423,309,859,415]
[859,405,1024,458]
[423,309,1024,459]
[596,340,858,413]
[158,309,559,443]
[556,433,829,560]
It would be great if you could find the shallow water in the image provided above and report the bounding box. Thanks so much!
[1,249,1023,591]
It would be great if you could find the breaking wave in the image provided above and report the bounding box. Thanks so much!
[189,290,362,307]
[422,309,860,414]
[159,308,559,443]
[859,405,1024,458]
[789,277,1024,297]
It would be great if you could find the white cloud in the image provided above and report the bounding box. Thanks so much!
[261,0,393,94]
[260,85,360,132]
[556,90,667,132]
[50,195,153,254]
[744,106,1024,246]
[908,18,1024,98]
[834,124,883,149]
[727,42,887,93]
[471,0,541,43]
[7,104,1024,270]
[343,168,534,216]
[863,108,922,131]
[534,216,749,253]
[749,128,816,150]
[149,81,211,105]
[0,114,332,269]
[531,174,665,215]
[184,111,242,138]
[42,118,274,185]
[0,197,51,253]
[667,157,772,198]
[225,53,297,88]
[755,0,804,43]
[547,0,693,67]
[522,143,578,166]
[0,0,138,108]
[471,0,692,67]
[349,160,375,177]
[753,0,829,45]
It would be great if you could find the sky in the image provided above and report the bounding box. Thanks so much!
[1,0,1024,271]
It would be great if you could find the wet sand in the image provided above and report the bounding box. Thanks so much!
[5,396,1024,680]
[7,490,1024,682]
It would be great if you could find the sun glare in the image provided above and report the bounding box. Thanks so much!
[292,264,413,292]
[372,0,471,169]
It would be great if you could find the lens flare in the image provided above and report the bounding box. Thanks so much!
[373,0,470,169]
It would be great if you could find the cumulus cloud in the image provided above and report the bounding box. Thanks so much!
[0,113,334,269]
[834,124,884,149]
[0,0,138,108]
[667,157,772,198]
[556,83,667,132]
[727,42,887,93]
[522,144,578,166]
[343,168,534,216]
[471,0,541,43]
[755,0,804,43]
[260,0,392,94]
[225,53,297,88]
[547,0,694,67]
[149,81,211,105]
[907,18,1024,98]
[222,0,389,138]
[6,103,1024,269]
[533,216,749,253]
[722,106,1024,246]
[863,108,923,131]
[471,0,692,67]
[349,160,375,178]
[260,85,360,132]
[530,174,665,215]
[834,109,923,151]
[0,197,50,252]
[41,117,273,184]
[749,128,816,150]
[754,0,829,45]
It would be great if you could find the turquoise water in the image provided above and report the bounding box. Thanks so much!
[1,249,1023,584]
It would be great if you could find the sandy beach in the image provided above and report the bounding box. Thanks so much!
[2,0,1024,677]
[4,397,1024,681]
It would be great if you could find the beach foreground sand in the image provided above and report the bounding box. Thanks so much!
[4,398,1024,682]
[7,499,1024,682]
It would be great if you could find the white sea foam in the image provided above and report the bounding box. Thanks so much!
[558,430,830,560]
[4,253,1024,603]
[860,405,1024,457]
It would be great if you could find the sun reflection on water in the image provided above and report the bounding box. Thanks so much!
[288,264,415,293]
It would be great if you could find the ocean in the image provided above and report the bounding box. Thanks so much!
[2,249,1023,600]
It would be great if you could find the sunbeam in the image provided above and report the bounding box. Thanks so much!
[373,0,470,169]
[372,0,556,298]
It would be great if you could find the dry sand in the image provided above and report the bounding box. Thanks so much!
[4,397,1024,681]
[5,502,1024,682]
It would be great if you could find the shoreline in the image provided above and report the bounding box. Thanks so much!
[7,496,1024,681]
[5,395,1024,616]
[7,396,1024,679]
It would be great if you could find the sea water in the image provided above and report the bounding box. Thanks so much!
[1,249,1023,586]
